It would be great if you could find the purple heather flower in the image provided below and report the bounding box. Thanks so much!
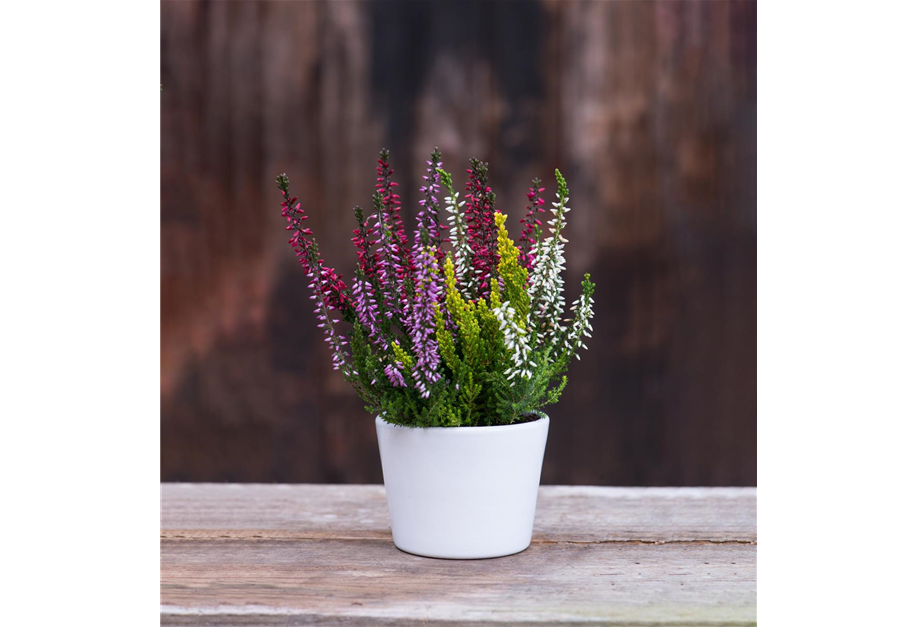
[408,246,443,398]
[307,259,349,372]
[415,150,444,254]
[384,362,407,388]
[352,275,383,345]
[370,192,403,319]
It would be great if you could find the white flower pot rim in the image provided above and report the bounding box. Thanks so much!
[376,412,547,433]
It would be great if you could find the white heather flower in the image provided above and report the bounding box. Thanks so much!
[495,302,534,381]
[444,187,474,299]
[528,186,570,352]
[566,290,595,360]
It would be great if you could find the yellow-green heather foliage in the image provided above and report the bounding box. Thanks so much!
[494,211,530,325]
[391,341,414,369]
[474,295,503,370]
[442,255,481,368]
[433,303,458,374]
[489,276,502,310]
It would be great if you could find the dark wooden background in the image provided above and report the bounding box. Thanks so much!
[161,0,756,486]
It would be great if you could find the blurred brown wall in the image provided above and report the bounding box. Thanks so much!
[161,0,756,485]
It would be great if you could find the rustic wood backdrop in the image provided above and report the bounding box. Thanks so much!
[160,0,756,486]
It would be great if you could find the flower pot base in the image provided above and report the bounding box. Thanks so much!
[392,540,532,560]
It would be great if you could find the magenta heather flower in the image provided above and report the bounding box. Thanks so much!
[277,174,351,372]
[518,178,546,271]
[464,158,498,298]
[408,246,443,398]
[317,264,351,313]
[308,253,350,372]
[351,205,377,280]
[278,176,352,314]
[279,182,312,259]
[376,149,411,278]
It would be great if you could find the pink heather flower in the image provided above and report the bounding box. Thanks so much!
[518,178,546,271]
[384,362,407,388]
[278,178,352,313]
[408,246,443,398]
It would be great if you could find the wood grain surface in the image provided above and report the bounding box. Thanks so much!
[161,484,757,625]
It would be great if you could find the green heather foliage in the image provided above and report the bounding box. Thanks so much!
[275,150,596,427]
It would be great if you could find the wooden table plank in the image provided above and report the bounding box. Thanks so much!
[161,484,756,543]
[161,485,756,626]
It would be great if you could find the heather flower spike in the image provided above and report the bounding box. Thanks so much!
[528,169,571,351]
[274,153,595,427]
[519,178,546,271]
[439,168,475,300]
[351,205,377,280]
[352,272,383,345]
[371,191,403,321]
[376,149,411,298]
[464,159,499,298]
[416,148,444,252]
[409,246,443,398]
[565,274,596,361]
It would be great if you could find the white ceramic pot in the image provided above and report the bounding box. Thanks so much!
[375,414,549,559]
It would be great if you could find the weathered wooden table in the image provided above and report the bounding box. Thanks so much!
[161,484,756,626]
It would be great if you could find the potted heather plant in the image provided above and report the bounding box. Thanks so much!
[275,149,595,558]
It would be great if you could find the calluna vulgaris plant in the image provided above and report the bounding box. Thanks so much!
[276,149,595,427]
